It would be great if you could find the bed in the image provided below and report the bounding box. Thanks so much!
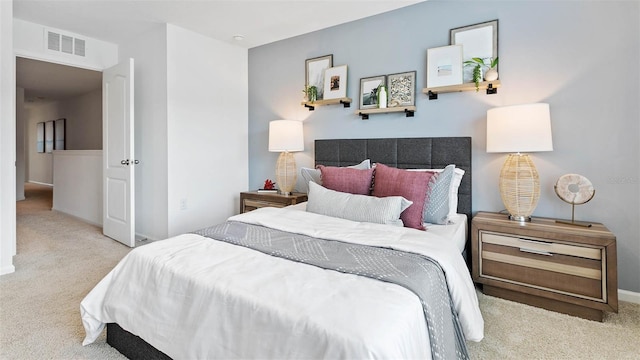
[81,137,483,360]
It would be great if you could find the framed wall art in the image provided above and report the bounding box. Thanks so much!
[387,71,416,107]
[44,120,55,153]
[36,122,45,153]
[305,54,333,101]
[322,65,348,100]
[359,75,386,110]
[450,19,498,82]
[426,45,463,88]
[54,118,66,150]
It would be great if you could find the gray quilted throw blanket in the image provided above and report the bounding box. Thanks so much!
[194,221,469,360]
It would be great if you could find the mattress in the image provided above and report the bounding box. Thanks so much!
[81,207,483,359]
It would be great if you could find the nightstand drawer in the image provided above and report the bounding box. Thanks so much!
[479,230,606,301]
[243,199,287,211]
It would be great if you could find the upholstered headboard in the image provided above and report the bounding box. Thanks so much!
[315,137,472,257]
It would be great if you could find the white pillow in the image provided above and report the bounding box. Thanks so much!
[406,166,465,217]
[299,159,371,193]
[306,181,412,227]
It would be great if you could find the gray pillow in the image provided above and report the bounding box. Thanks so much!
[306,182,412,227]
[423,164,456,224]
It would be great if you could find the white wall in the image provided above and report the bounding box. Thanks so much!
[166,24,248,237]
[13,19,118,71]
[16,87,26,200]
[0,0,16,274]
[118,24,170,241]
[59,89,102,150]
[25,101,60,185]
[248,1,640,292]
[53,150,102,225]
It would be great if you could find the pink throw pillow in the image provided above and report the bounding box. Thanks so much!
[372,163,436,230]
[318,166,374,195]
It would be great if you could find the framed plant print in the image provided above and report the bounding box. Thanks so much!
[426,45,463,88]
[305,54,333,101]
[323,65,347,100]
[450,20,498,82]
[387,71,416,107]
[359,75,386,109]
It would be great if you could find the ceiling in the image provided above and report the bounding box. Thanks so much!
[13,0,424,49]
[14,0,423,103]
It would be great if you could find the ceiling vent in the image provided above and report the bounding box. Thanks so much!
[46,30,86,57]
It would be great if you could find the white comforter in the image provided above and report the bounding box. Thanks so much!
[81,207,483,359]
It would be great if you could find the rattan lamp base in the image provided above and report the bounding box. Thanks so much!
[275,151,297,195]
[499,153,540,222]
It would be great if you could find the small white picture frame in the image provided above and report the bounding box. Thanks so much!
[426,45,463,88]
[323,65,348,100]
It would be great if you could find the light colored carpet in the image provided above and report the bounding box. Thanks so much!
[1,183,638,359]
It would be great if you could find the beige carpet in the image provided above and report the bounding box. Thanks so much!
[1,183,639,359]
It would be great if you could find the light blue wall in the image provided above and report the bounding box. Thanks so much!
[248,1,640,292]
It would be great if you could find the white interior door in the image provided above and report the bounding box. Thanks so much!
[103,58,135,247]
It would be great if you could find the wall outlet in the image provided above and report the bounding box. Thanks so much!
[180,198,187,211]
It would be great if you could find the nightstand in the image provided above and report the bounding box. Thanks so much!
[471,211,617,321]
[240,191,308,214]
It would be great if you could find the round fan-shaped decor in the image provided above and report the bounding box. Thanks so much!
[554,174,595,205]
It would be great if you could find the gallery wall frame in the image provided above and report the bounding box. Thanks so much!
[323,65,348,100]
[359,75,386,110]
[426,45,463,88]
[450,19,499,82]
[305,54,333,101]
[387,71,417,107]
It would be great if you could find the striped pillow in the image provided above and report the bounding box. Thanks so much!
[306,182,412,227]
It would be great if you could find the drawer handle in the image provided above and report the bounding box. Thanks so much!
[519,238,552,246]
[519,248,553,256]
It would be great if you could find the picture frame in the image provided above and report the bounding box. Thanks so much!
[44,120,55,153]
[305,54,333,101]
[322,65,348,100]
[426,45,463,88]
[450,19,498,82]
[387,71,416,107]
[54,118,66,150]
[359,75,386,110]
[36,122,45,153]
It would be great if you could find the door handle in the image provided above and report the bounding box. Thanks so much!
[133,160,140,164]
[120,159,130,165]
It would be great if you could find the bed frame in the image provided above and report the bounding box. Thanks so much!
[106,136,472,359]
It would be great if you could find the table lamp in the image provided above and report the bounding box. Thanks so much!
[268,120,304,195]
[487,103,553,222]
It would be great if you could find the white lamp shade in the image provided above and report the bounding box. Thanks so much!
[269,120,304,152]
[486,103,553,153]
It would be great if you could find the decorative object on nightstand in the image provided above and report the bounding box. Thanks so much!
[554,173,595,227]
[269,120,304,196]
[486,103,553,222]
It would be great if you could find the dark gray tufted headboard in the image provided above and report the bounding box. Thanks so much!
[315,137,472,255]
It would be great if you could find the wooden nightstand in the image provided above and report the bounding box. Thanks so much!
[471,211,617,321]
[240,191,308,214]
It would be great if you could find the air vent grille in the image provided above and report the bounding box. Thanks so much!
[45,29,86,57]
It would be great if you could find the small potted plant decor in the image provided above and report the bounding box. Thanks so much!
[464,57,499,91]
[303,85,318,103]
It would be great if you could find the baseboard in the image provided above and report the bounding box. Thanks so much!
[0,264,16,276]
[51,209,102,227]
[619,289,640,304]
[27,181,53,187]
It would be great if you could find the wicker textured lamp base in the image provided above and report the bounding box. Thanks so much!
[275,151,297,195]
[499,153,540,222]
